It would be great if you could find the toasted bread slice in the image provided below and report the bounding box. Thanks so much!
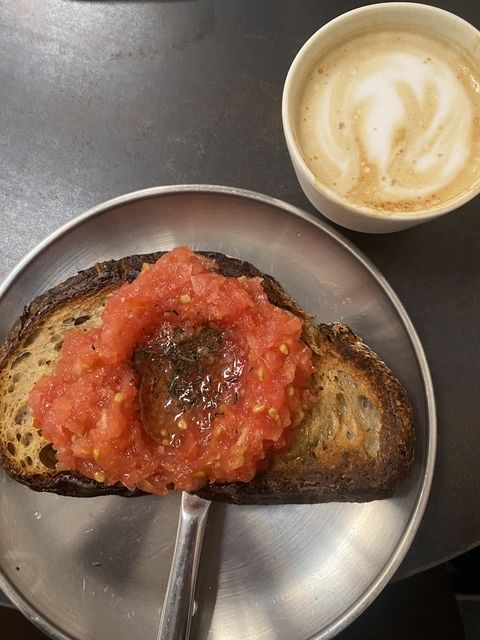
[0,252,414,502]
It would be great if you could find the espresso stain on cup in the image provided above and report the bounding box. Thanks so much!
[296,27,480,214]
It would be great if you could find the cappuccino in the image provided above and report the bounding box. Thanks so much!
[296,27,480,214]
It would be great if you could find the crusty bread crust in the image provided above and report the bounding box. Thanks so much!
[0,252,414,502]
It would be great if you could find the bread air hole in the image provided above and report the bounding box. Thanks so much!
[39,443,57,469]
[11,352,31,368]
[49,334,64,350]
[6,442,15,455]
[9,373,21,386]
[21,432,33,446]
[335,392,346,419]
[14,405,29,425]
[74,314,91,326]
[25,456,33,466]
[23,328,42,348]
[358,394,371,410]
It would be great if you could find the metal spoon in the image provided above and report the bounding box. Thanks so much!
[157,492,211,640]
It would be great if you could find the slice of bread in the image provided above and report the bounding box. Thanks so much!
[0,252,414,502]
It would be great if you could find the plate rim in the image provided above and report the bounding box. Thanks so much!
[0,184,436,640]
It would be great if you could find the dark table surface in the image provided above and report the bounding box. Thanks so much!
[0,0,479,601]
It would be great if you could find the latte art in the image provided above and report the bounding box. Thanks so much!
[297,29,480,213]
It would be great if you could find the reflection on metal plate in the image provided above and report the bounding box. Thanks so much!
[0,186,435,640]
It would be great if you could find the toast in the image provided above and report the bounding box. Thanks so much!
[0,251,414,502]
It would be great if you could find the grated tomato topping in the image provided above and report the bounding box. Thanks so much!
[29,247,314,495]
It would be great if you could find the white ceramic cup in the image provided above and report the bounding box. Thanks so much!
[282,3,480,233]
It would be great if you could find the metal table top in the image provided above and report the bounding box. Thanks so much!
[0,0,478,584]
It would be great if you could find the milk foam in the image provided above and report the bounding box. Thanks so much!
[297,29,480,212]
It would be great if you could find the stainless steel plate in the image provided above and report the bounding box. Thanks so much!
[0,186,435,640]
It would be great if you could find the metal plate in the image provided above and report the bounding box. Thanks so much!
[0,186,435,640]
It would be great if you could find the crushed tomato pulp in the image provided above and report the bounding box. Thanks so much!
[29,247,314,495]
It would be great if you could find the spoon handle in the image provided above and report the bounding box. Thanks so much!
[157,492,211,640]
